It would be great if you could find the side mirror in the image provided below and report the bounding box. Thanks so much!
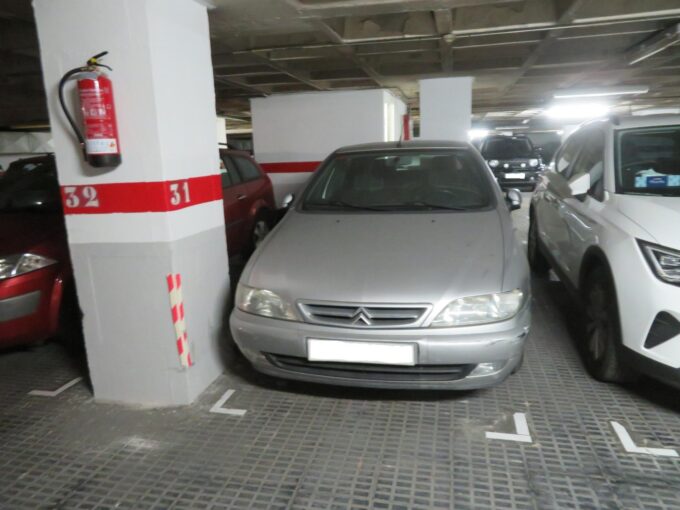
[282,193,295,209]
[505,188,522,211]
[568,173,590,200]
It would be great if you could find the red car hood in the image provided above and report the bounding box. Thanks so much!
[0,212,68,258]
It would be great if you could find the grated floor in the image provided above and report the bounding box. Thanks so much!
[1,197,679,510]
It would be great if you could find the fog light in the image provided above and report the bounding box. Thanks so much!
[469,361,506,377]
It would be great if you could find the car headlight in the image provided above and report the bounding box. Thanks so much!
[0,253,56,280]
[488,159,499,168]
[235,283,299,321]
[431,289,524,327]
[639,241,680,285]
[529,159,539,167]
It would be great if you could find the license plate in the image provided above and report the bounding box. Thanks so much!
[505,172,525,179]
[307,339,416,365]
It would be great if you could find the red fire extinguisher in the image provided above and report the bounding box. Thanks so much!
[58,51,122,168]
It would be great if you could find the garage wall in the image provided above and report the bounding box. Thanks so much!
[251,89,405,204]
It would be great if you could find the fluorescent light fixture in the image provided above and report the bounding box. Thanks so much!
[553,86,648,99]
[632,107,680,116]
[468,129,489,140]
[544,102,610,120]
[629,22,680,65]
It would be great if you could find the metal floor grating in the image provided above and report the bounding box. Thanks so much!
[1,199,679,509]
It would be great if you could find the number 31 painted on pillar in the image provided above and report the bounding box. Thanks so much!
[169,181,191,206]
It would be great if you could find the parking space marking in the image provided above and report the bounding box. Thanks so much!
[28,377,83,397]
[611,421,678,458]
[209,389,247,416]
[486,412,533,443]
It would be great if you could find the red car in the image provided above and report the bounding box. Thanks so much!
[0,155,77,349]
[0,151,275,348]
[218,149,276,256]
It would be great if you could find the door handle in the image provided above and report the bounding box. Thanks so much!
[236,194,247,200]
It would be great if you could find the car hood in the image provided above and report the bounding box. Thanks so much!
[0,212,66,257]
[245,209,506,305]
[615,195,680,250]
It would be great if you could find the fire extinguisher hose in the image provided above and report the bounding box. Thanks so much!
[58,66,89,153]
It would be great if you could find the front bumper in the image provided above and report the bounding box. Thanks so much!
[230,302,530,390]
[0,267,60,348]
[495,171,542,189]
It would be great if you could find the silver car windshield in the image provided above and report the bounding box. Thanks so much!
[302,149,493,212]
[616,126,680,197]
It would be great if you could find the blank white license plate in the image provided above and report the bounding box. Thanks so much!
[505,172,525,179]
[307,339,416,365]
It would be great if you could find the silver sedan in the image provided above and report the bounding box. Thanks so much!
[230,140,531,389]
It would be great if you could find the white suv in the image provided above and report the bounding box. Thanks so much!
[529,115,680,387]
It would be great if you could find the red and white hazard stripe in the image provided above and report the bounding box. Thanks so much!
[166,273,193,368]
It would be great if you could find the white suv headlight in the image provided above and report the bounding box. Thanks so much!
[639,241,680,284]
[488,159,499,168]
[235,283,299,321]
[0,253,57,280]
[529,158,539,167]
[431,289,524,327]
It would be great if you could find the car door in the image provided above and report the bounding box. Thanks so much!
[219,153,248,256]
[231,154,267,234]
[536,132,584,270]
[554,129,607,281]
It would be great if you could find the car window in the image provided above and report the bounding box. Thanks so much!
[233,156,262,182]
[615,125,680,197]
[220,155,241,188]
[569,130,605,201]
[553,134,582,179]
[302,149,493,212]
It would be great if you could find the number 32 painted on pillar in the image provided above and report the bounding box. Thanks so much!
[64,186,100,208]
[169,181,191,206]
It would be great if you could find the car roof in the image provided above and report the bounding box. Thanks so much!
[582,114,680,131]
[334,140,471,153]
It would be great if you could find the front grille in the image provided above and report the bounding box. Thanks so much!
[298,302,429,328]
[266,354,475,382]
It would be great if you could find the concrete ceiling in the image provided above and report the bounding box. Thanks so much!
[2,0,680,132]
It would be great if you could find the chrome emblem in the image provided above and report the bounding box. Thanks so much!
[351,308,372,326]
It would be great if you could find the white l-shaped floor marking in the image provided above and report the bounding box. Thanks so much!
[486,412,533,443]
[28,377,83,397]
[209,389,247,416]
[611,421,678,458]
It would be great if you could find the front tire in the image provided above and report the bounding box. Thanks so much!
[249,211,271,253]
[528,214,549,275]
[582,269,634,383]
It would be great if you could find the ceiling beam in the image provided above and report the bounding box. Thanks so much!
[434,9,454,72]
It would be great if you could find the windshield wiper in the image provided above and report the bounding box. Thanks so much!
[399,201,471,211]
[304,200,390,211]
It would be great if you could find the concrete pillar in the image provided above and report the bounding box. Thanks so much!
[251,89,405,205]
[419,77,473,141]
[33,0,229,406]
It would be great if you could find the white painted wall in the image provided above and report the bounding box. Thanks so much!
[419,77,473,141]
[251,89,405,204]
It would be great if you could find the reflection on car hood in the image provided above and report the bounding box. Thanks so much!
[615,195,680,250]
[0,212,66,256]
[246,209,505,305]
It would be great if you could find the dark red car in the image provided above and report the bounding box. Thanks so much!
[0,155,77,349]
[218,149,276,256]
[0,151,275,348]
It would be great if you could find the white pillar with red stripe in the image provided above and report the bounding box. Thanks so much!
[34,0,229,406]
[251,89,406,205]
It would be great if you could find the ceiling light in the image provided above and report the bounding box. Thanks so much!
[468,129,489,140]
[632,107,680,116]
[544,102,610,120]
[553,86,648,99]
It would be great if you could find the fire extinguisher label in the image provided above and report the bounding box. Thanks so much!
[86,138,118,155]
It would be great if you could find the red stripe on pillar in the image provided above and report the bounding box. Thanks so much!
[259,161,320,173]
[60,174,222,214]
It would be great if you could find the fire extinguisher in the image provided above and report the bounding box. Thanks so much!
[58,51,122,168]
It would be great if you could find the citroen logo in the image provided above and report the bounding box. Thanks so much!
[351,307,373,326]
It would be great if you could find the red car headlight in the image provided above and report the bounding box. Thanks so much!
[0,253,57,280]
